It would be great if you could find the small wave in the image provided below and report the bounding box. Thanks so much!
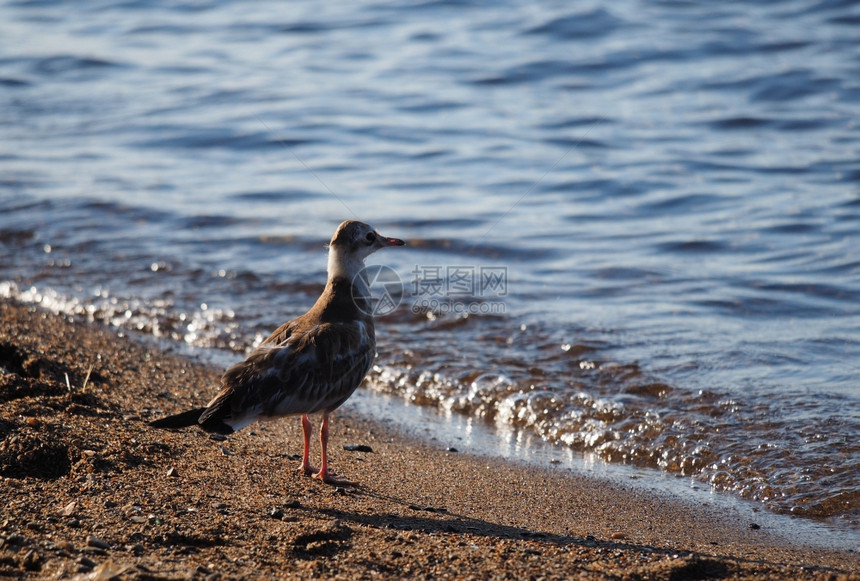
[383,180,460,190]
[30,55,122,76]
[133,129,316,151]
[740,280,859,305]
[592,267,665,281]
[390,217,486,230]
[838,171,860,185]
[0,77,29,87]
[657,239,728,254]
[396,100,467,114]
[471,59,572,86]
[228,189,320,202]
[829,14,860,26]
[177,215,248,229]
[406,237,559,261]
[0,228,36,245]
[640,193,726,214]
[707,116,772,130]
[538,115,614,130]
[127,24,196,35]
[524,9,625,41]
[543,137,607,150]
[693,294,837,319]
[762,221,821,234]
[0,282,244,353]
[752,70,838,103]
[368,336,860,523]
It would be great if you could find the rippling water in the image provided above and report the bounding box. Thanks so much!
[1,0,858,530]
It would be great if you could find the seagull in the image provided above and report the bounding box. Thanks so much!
[149,220,405,485]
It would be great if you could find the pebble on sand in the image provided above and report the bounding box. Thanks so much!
[86,535,111,550]
[343,444,373,452]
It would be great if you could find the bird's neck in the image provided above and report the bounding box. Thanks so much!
[314,247,373,323]
[326,248,368,295]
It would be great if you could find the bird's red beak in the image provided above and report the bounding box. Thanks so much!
[381,236,406,247]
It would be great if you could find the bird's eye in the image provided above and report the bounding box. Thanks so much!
[365,232,376,243]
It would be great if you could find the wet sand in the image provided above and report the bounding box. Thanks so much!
[1,300,857,580]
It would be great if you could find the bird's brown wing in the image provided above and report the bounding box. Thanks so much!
[200,321,374,430]
[262,318,296,346]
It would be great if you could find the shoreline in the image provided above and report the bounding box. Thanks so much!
[347,388,859,552]
[1,300,858,579]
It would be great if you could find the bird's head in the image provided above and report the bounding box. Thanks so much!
[327,220,405,280]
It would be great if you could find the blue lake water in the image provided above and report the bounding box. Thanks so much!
[1,0,858,534]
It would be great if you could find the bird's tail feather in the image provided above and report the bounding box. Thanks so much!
[149,407,234,435]
[149,407,207,429]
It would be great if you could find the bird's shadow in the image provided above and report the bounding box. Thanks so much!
[290,484,846,579]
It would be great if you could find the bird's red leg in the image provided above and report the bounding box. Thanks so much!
[299,414,317,476]
[313,414,356,486]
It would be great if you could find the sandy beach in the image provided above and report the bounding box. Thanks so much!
[1,299,857,580]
